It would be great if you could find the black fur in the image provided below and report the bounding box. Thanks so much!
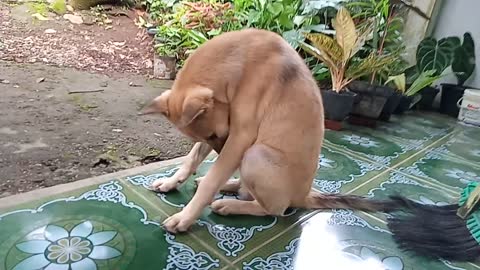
[279,57,299,85]
[387,196,480,262]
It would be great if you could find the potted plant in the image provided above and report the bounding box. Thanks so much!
[344,0,429,119]
[413,35,461,111]
[378,74,404,121]
[386,70,445,114]
[440,32,476,117]
[299,7,393,123]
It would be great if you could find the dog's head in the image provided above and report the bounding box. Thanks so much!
[142,87,229,152]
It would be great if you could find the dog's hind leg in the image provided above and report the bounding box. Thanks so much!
[195,176,253,200]
[212,144,303,216]
[151,142,212,192]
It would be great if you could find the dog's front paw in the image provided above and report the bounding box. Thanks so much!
[151,177,180,192]
[162,211,196,233]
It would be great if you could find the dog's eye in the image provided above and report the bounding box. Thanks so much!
[207,134,217,141]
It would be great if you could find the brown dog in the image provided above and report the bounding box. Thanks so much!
[143,28,405,233]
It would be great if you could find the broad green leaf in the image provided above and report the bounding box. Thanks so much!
[293,15,306,26]
[405,70,445,96]
[279,13,295,30]
[416,36,461,76]
[452,32,476,85]
[304,32,343,64]
[267,2,284,16]
[283,29,305,49]
[259,0,267,9]
[332,7,357,61]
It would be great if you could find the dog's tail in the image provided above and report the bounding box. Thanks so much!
[303,192,412,213]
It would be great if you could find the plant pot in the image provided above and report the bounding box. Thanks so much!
[379,90,402,121]
[440,83,467,117]
[393,95,414,115]
[321,89,356,121]
[348,81,394,119]
[417,86,440,111]
[153,55,177,80]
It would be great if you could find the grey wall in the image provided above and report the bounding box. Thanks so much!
[432,0,480,88]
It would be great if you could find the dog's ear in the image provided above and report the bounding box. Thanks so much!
[180,87,214,127]
[140,90,171,116]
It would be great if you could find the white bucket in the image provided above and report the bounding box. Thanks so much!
[457,89,480,127]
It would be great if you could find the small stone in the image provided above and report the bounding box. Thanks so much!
[145,59,153,69]
[1,79,10,84]
[36,77,45,83]
[13,84,19,88]
[44,29,57,34]
[128,82,142,87]
[63,14,83,24]
[112,128,123,133]
[99,82,108,87]
[66,5,74,12]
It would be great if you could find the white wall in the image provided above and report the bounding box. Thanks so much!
[432,0,480,88]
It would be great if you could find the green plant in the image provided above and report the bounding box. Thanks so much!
[386,70,445,97]
[416,36,460,76]
[242,0,302,32]
[452,32,476,86]
[27,2,49,16]
[49,0,66,14]
[154,0,242,61]
[300,7,394,92]
[346,0,430,84]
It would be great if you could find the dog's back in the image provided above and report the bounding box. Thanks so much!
[174,28,324,178]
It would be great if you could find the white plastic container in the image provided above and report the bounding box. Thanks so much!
[457,89,480,127]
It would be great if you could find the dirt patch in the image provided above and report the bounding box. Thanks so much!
[0,2,154,75]
[0,61,192,197]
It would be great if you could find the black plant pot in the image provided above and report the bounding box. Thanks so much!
[321,89,356,121]
[348,81,394,119]
[440,83,466,117]
[417,86,440,111]
[393,95,415,115]
[379,90,402,121]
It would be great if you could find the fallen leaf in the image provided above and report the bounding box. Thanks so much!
[36,77,45,83]
[63,14,83,24]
